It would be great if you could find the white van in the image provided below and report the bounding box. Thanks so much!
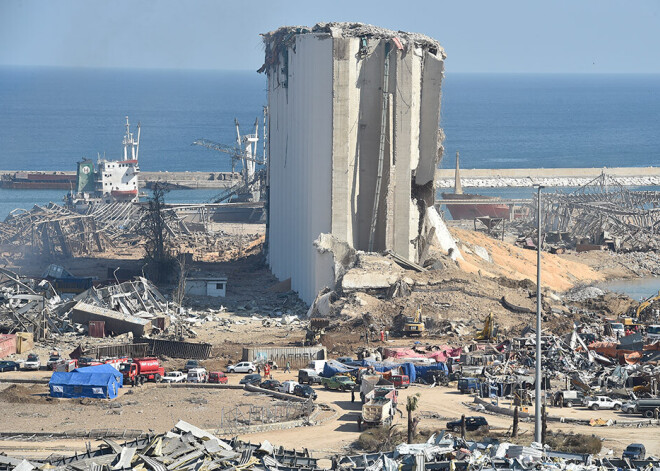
[307,360,326,374]
[187,368,207,383]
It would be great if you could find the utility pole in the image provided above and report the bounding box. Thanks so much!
[534,185,544,444]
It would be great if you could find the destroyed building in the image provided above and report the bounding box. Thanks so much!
[261,23,448,303]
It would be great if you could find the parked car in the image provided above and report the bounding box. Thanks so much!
[278,380,299,394]
[584,396,622,411]
[458,377,479,394]
[46,354,61,370]
[184,360,201,372]
[321,375,356,391]
[259,379,281,390]
[390,374,410,389]
[622,443,646,460]
[162,371,187,383]
[227,362,256,374]
[555,390,584,408]
[187,368,208,383]
[0,361,21,372]
[208,372,228,384]
[337,357,354,364]
[446,416,489,432]
[23,354,40,371]
[621,401,637,414]
[294,384,317,400]
[298,369,322,385]
[239,373,262,385]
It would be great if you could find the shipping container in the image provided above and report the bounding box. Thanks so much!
[15,332,34,354]
[0,334,16,358]
[89,321,106,338]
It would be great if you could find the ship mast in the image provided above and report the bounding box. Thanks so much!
[122,116,139,161]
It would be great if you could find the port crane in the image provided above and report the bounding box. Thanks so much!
[192,117,266,203]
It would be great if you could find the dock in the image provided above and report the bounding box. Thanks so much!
[1,166,659,190]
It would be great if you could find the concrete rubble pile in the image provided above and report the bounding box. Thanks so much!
[4,422,659,471]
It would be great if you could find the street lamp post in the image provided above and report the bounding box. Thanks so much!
[534,185,544,444]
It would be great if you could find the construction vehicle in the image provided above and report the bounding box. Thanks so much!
[119,358,165,385]
[304,318,329,346]
[475,312,497,341]
[403,306,426,337]
[360,386,398,429]
[636,291,660,322]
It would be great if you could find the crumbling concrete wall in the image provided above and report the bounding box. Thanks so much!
[261,23,447,304]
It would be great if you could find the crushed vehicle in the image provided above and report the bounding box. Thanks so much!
[227,361,256,373]
[162,371,186,383]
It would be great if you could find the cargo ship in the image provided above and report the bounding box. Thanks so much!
[441,152,510,220]
[0,172,76,189]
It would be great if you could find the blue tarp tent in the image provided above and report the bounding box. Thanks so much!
[49,364,122,399]
[73,364,123,384]
[322,360,359,377]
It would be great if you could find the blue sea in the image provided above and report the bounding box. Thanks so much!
[0,68,659,218]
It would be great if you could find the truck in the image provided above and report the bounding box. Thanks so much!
[360,387,398,429]
[635,399,660,418]
[321,374,356,391]
[584,395,622,411]
[119,358,165,385]
[458,377,479,394]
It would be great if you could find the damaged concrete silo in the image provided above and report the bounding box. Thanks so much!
[260,22,448,304]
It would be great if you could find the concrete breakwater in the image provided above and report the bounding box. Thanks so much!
[3,167,659,190]
[436,166,660,188]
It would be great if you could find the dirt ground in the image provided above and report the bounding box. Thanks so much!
[3,369,657,459]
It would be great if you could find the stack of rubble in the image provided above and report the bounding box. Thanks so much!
[6,421,660,471]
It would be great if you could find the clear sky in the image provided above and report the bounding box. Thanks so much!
[1,0,659,73]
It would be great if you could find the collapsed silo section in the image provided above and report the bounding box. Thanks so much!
[260,23,447,304]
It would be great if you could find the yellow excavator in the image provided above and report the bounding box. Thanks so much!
[403,306,426,337]
[475,312,496,341]
[636,291,660,322]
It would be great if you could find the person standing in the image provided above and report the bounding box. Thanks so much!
[264,363,270,378]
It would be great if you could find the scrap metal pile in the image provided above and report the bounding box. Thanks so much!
[534,173,660,251]
[4,420,659,471]
[0,202,191,257]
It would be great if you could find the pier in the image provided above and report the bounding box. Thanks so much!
[1,167,659,190]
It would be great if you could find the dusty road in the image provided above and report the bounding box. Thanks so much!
[1,369,658,459]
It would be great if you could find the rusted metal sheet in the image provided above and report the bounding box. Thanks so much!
[70,343,150,360]
[242,346,327,369]
[139,338,211,359]
[15,332,34,353]
[0,334,16,358]
[88,321,106,338]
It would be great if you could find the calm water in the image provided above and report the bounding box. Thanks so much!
[597,277,660,300]
[0,68,659,217]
